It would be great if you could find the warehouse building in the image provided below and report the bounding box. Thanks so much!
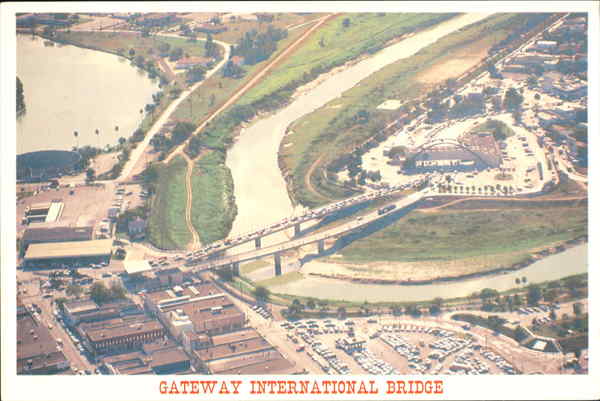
[23,238,112,268]
[20,226,92,254]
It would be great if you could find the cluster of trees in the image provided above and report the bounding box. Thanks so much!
[89,281,127,304]
[232,25,288,65]
[186,65,207,84]
[503,87,524,111]
[222,59,245,79]
[204,34,219,59]
[151,121,196,160]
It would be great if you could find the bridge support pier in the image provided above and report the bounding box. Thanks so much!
[254,237,262,249]
[294,223,301,237]
[232,262,240,276]
[274,253,282,276]
[317,239,325,254]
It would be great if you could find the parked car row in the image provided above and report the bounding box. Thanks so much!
[354,350,399,375]
[481,349,517,374]
[252,304,272,319]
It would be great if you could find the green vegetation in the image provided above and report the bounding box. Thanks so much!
[55,30,209,62]
[171,21,311,126]
[239,13,457,105]
[190,151,237,244]
[89,281,127,305]
[469,119,516,141]
[333,206,587,264]
[147,156,191,249]
[281,13,546,207]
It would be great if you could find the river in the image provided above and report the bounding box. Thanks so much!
[17,34,159,155]
[226,13,492,248]
[269,243,588,302]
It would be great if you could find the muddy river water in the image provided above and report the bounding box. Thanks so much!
[226,13,492,245]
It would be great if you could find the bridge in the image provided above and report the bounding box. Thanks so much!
[179,177,429,263]
[181,190,427,276]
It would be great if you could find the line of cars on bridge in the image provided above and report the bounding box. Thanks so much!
[173,177,428,267]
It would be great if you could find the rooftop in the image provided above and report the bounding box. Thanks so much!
[24,239,112,261]
[80,316,164,343]
[194,329,271,362]
[22,220,83,239]
[123,260,152,275]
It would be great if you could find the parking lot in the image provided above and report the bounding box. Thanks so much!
[265,313,569,375]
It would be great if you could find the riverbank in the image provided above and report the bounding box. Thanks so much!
[280,13,554,208]
[308,237,587,286]
[267,242,587,303]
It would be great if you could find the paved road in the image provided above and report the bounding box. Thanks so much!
[185,191,425,272]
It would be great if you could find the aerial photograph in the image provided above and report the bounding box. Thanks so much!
[12,8,589,380]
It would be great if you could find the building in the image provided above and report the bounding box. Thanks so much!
[17,303,69,374]
[23,239,112,268]
[174,56,213,70]
[63,298,142,327]
[336,336,367,354]
[533,40,558,52]
[404,132,501,174]
[22,200,64,225]
[189,328,296,374]
[79,316,166,356]
[101,339,192,375]
[128,217,146,240]
[143,283,245,339]
[21,226,92,253]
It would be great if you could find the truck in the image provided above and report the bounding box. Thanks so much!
[378,205,396,215]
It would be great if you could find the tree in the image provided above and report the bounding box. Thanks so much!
[503,87,524,111]
[342,18,351,28]
[109,281,127,299]
[90,281,111,304]
[527,284,542,306]
[73,130,79,148]
[307,299,316,310]
[169,47,184,61]
[337,306,347,319]
[17,76,26,116]
[573,302,583,316]
[85,168,96,182]
[128,48,135,58]
[186,65,207,84]
[550,309,557,320]
[66,283,83,298]
[253,285,269,302]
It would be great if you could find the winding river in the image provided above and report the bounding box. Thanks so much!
[226,13,492,247]
[17,34,159,155]
[271,243,588,303]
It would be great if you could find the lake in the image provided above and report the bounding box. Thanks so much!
[16,34,159,155]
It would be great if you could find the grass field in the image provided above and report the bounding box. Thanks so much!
[190,151,237,244]
[56,31,208,60]
[280,13,531,207]
[333,206,587,264]
[170,20,314,125]
[238,13,456,106]
[147,156,191,249]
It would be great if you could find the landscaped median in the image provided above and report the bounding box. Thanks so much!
[147,155,191,249]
